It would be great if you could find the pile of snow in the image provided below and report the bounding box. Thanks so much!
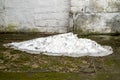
[4,33,113,57]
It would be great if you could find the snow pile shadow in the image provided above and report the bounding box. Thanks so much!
[4,33,113,57]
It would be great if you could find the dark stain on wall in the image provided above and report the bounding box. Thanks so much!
[106,15,120,33]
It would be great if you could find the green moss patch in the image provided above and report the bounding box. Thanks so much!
[4,24,17,32]
[0,33,120,80]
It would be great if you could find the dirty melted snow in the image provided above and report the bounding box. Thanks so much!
[4,33,113,57]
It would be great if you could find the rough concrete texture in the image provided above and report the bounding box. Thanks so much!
[0,0,120,33]
[74,13,120,33]
[71,0,120,34]
[0,0,69,33]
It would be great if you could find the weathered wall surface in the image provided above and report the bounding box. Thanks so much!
[71,0,120,34]
[0,0,120,34]
[0,0,70,33]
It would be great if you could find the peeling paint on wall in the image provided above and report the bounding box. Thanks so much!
[71,0,120,34]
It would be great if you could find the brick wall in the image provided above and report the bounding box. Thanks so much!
[0,0,120,34]
[0,0,70,33]
[71,0,120,34]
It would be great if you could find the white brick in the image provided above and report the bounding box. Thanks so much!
[34,13,69,20]
[35,20,68,27]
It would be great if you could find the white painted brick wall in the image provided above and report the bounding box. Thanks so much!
[0,0,120,33]
[0,0,70,33]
